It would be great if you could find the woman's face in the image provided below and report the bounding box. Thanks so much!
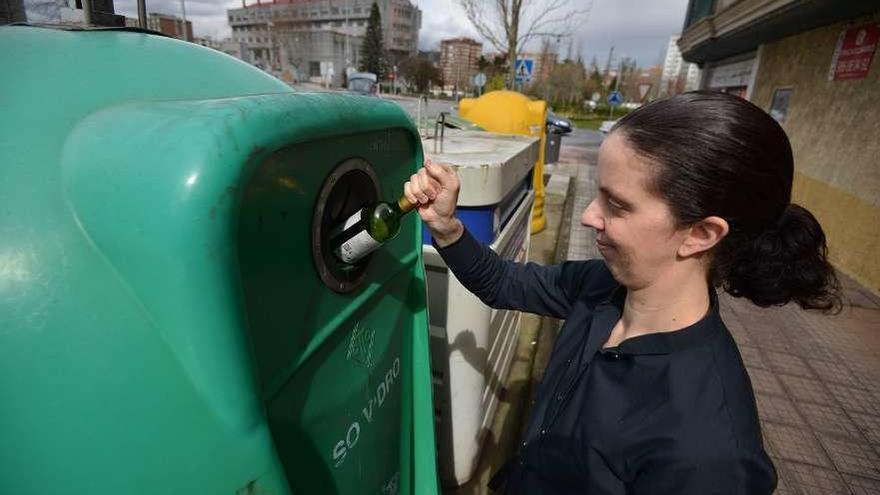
[581,132,690,289]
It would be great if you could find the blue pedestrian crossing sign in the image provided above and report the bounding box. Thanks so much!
[607,91,623,106]
[515,59,534,83]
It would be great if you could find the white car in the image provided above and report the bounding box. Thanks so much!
[599,120,618,136]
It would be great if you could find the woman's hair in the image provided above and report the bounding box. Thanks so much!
[613,91,841,313]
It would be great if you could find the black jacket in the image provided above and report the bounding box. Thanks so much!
[437,228,777,494]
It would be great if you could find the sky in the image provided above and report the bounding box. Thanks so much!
[114,0,690,68]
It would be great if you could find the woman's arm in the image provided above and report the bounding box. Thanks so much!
[406,160,607,319]
[437,226,602,319]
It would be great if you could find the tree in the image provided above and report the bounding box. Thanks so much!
[478,53,509,80]
[528,57,586,111]
[359,2,386,78]
[459,0,590,89]
[400,57,441,93]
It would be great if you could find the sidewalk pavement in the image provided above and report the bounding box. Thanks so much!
[445,130,880,494]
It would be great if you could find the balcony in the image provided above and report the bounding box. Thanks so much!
[683,0,715,29]
[679,0,880,64]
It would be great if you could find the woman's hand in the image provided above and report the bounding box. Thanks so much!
[403,158,464,247]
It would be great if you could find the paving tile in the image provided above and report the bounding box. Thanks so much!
[850,412,880,445]
[756,393,806,427]
[766,351,818,379]
[847,361,880,395]
[797,402,866,440]
[726,304,783,336]
[773,472,799,495]
[771,462,799,495]
[763,422,832,467]
[738,344,768,369]
[828,384,879,415]
[749,368,788,397]
[845,473,880,495]
[817,433,880,480]
[749,333,794,353]
[779,460,850,495]
[780,374,836,406]
[793,344,845,364]
[810,359,864,388]
[728,323,755,346]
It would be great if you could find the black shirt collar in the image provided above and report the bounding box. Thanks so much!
[594,285,723,356]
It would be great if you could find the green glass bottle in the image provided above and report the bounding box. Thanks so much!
[332,195,417,263]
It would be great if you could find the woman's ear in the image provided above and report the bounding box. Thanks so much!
[678,216,729,258]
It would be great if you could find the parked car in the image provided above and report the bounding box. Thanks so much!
[546,112,573,134]
[346,72,378,96]
[599,120,618,136]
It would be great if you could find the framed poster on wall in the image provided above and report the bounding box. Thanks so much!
[769,88,792,123]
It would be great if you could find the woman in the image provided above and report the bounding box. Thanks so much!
[405,91,840,494]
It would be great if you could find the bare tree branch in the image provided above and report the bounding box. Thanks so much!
[459,0,507,53]
[518,0,591,54]
[458,0,593,88]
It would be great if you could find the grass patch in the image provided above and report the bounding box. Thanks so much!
[569,118,606,130]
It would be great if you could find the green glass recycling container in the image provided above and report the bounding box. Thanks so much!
[0,25,438,495]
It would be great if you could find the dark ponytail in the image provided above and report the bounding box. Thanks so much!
[722,204,841,312]
[613,91,841,313]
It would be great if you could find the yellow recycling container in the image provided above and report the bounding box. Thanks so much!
[459,90,547,233]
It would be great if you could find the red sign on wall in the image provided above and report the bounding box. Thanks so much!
[828,23,879,81]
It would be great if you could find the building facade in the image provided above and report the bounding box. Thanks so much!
[18,0,122,26]
[146,12,193,41]
[661,35,701,95]
[227,0,420,85]
[194,37,247,60]
[439,37,481,91]
[680,0,880,294]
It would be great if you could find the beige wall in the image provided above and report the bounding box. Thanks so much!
[751,12,880,293]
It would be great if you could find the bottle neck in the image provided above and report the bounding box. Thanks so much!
[396,195,416,215]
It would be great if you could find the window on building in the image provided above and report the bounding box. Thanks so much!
[310,61,321,77]
[768,88,792,123]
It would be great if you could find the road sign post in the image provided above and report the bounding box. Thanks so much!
[607,90,622,119]
[514,59,534,88]
[473,72,487,97]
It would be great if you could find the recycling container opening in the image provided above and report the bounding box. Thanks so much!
[311,158,382,294]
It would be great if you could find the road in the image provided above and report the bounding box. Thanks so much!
[381,94,459,123]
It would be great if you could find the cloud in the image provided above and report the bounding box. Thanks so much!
[111,0,689,66]
[576,0,689,66]
[413,0,481,51]
[415,0,687,66]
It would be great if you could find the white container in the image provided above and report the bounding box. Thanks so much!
[422,130,539,486]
